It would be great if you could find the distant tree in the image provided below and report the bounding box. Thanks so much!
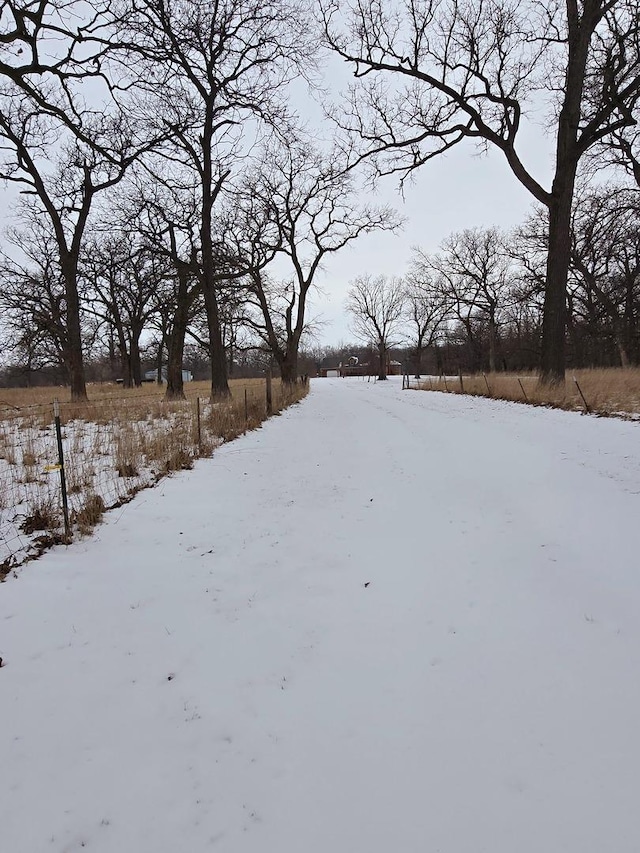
[237,140,400,383]
[431,228,514,372]
[405,254,452,377]
[511,190,640,366]
[346,274,405,379]
[0,0,167,398]
[0,90,163,400]
[1,219,75,379]
[113,178,206,400]
[569,186,640,366]
[82,232,166,388]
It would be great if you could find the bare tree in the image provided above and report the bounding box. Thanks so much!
[590,124,640,188]
[0,1,115,108]
[404,256,452,377]
[322,0,640,383]
[346,274,405,379]
[110,177,206,400]
[0,224,68,376]
[0,0,155,398]
[0,81,166,400]
[241,141,400,383]
[510,189,640,366]
[432,228,513,371]
[122,0,315,399]
[82,231,167,387]
[569,185,640,365]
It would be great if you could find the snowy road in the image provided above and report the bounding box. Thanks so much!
[1,378,639,853]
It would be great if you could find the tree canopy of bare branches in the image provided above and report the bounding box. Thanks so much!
[346,274,405,379]
[322,0,640,383]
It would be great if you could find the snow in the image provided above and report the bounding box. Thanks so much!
[1,377,639,852]
[1,405,212,568]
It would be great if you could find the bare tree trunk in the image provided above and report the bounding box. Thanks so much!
[61,259,87,401]
[414,341,423,378]
[108,331,119,378]
[378,343,387,380]
[616,339,630,368]
[488,311,497,373]
[201,116,231,401]
[130,333,143,387]
[540,184,574,384]
[202,286,231,399]
[539,4,593,385]
[280,352,298,385]
[155,338,164,384]
[119,347,133,388]
[165,284,190,401]
[227,333,235,377]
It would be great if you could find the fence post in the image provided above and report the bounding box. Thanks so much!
[244,387,248,423]
[196,396,202,454]
[266,369,273,415]
[574,377,591,413]
[517,378,529,402]
[458,367,464,393]
[53,399,71,541]
[483,372,491,396]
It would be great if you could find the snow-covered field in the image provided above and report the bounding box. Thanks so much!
[1,377,639,853]
[0,404,210,569]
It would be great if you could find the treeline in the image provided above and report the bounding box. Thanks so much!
[345,188,640,377]
[1,0,639,396]
[0,0,397,400]
[405,188,640,374]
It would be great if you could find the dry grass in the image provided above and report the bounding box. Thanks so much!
[0,376,309,572]
[0,377,270,414]
[416,367,640,417]
[72,494,105,536]
[20,498,61,535]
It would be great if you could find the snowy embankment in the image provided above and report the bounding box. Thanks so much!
[1,378,639,853]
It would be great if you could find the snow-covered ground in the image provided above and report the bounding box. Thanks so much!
[1,377,639,853]
[0,404,209,569]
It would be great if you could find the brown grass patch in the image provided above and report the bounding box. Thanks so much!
[1,376,310,571]
[72,494,106,535]
[162,448,194,473]
[416,367,640,417]
[20,499,61,535]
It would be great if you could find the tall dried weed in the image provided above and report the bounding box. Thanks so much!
[417,367,640,417]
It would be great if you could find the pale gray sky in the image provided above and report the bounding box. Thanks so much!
[309,132,554,346]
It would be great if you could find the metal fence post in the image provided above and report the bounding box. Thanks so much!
[53,399,71,541]
[517,378,529,402]
[196,396,202,454]
[266,369,273,415]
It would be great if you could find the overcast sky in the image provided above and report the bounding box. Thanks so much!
[307,143,547,346]
[302,51,556,348]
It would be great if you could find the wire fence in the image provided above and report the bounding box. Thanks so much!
[401,368,640,418]
[1,376,308,578]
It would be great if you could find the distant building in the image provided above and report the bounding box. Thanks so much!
[143,368,193,383]
[317,356,342,377]
[316,354,401,378]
